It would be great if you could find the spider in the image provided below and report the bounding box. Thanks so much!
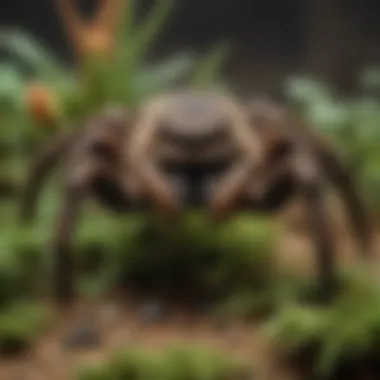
[125,92,373,300]
[20,90,369,304]
[19,90,266,304]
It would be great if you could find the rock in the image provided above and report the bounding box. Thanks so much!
[62,323,101,350]
[137,299,166,325]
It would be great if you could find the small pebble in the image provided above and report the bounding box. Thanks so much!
[62,324,101,350]
[138,300,166,325]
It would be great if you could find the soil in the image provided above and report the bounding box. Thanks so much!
[0,208,379,380]
[0,299,294,380]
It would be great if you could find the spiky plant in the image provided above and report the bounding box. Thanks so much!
[265,266,380,379]
[0,0,229,144]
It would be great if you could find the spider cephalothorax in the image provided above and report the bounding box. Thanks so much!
[125,89,266,218]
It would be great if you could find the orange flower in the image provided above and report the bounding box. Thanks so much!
[25,82,59,126]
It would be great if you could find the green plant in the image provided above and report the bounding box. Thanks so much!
[0,184,281,317]
[0,225,47,306]
[211,288,280,321]
[285,72,380,214]
[107,213,281,310]
[77,345,252,380]
[265,266,380,379]
[0,1,230,192]
[0,301,51,356]
[0,0,229,130]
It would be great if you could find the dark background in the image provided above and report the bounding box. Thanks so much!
[1,0,380,95]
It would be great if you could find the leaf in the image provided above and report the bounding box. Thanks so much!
[190,41,230,88]
[131,52,196,101]
[308,100,350,130]
[285,76,332,106]
[116,0,136,41]
[0,29,65,80]
[265,305,330,353]
[0,64,24,113]
[111,0,137,101]
[132,0,176,62]
[359,67,380,90]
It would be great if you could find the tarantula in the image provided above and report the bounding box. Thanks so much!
[19,90,266,304]
[132,93,373,299]
[20,90,372,304]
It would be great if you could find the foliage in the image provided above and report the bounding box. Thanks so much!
[79,211,281,317]
[0,301,51,356]
[265,266,380,379]
[0,225,47,306]
[0,0,229,155]
[3,3,380,375]
[0,183,281,316]
[285,71,380,213]
[77,345,252,380]
[190,41,231,90]
[274,69,380,376]
[210,287,282,321]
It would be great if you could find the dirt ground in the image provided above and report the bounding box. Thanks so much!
[0,297,300,380]
[1,209,379,380]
